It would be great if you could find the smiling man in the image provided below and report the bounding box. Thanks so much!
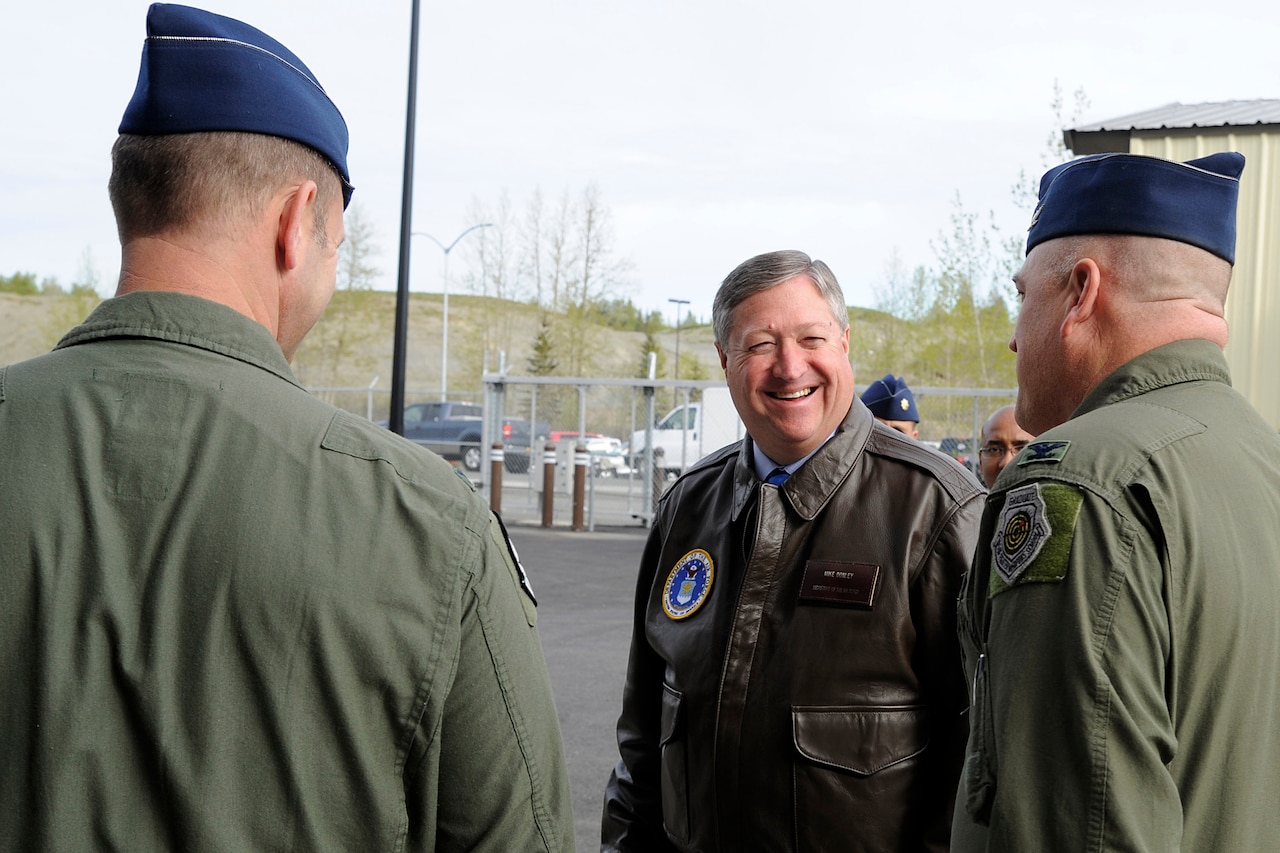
[602,250,985,852]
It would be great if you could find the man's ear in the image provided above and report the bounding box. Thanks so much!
[1061,257,1101,338]
[715,341,728,371]
[277,180,319,272]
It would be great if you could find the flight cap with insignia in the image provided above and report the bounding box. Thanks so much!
[119,3,354,207]
[1026,151,1244,263]
[861,374,919,423]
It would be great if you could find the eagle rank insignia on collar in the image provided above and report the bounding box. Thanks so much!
[663,549,715,620]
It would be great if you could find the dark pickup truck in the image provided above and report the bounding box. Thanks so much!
[390,402,548,473]
[398,401,485,470]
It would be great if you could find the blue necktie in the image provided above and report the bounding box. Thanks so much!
[766,467,790,486]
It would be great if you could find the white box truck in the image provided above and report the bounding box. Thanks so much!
[630,386,746,478]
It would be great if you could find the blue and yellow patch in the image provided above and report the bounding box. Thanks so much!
[989,482,1083,597]
[663,549,715,619]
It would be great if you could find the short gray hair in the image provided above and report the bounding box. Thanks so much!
[712,250,849,346]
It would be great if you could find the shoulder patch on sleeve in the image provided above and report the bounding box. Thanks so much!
[1017,440,1071,465]
[989,482,1083,597]
[491,511,537,605]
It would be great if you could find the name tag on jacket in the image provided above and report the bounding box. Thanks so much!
[798,560,880,608]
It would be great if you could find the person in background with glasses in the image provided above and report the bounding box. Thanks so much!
[976,404,1034,488]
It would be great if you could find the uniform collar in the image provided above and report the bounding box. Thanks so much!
[1070,339,1231,422]
[56,291,303,389]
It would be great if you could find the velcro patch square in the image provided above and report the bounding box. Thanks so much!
[989,482,1083,597]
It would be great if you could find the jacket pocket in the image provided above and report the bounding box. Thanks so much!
[659,683,691,845]
[790,705,929,851]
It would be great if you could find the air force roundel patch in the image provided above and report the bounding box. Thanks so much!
[992,484,1051,586]
[663,549,715,620]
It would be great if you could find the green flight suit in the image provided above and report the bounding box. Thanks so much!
[0,292,573,852]
[953,340,1280,851]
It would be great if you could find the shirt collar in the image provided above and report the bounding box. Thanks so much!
[750,431,836,481]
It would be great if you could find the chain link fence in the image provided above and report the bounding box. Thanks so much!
[310,376,1017,529]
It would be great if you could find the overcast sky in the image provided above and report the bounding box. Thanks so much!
[4,1,1278,322]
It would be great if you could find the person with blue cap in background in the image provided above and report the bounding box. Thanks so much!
[951,150,1280,851]
[860,373,920,438]
[0,5,573,850]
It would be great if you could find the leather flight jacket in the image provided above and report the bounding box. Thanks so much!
[603,402,984,852]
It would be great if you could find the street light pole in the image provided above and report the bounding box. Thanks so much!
[388,0,422,436]
[413,223,493,401]
[668,297,690,380]
[668,297,690,412]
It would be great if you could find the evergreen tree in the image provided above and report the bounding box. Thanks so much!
[637,322,667,379]
[528,315,559,376]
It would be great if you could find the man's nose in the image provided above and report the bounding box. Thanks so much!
[772,340,805,378]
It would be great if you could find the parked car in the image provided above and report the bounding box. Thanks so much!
[938,436,976,472]
[501,417,550,474]
[629,387,746,478]
[548,430,602,445]
[584,436,632,478]
[386,401,485,470]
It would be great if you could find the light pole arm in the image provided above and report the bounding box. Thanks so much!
[410,223,494,402]
[413,222,493,257]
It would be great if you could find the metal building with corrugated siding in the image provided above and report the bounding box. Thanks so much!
[1064,100,1280,430]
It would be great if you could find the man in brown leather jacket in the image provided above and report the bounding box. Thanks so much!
[602,250,984,852]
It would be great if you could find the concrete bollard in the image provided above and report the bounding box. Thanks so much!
[572,444,589,532]
[489,443,504,513]
[541,443,557,528]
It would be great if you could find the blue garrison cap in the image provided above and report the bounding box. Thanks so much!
[119,3,353,207]
[861,374,919,423]
[1026,152,1243,263]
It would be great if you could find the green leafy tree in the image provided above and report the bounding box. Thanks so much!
[678,349,709,384]
[637,320,668,380]
[593,297,650,331]
[860,82,1087,438]
[0,272,39,295]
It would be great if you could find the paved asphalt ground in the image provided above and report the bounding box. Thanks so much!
[506,522,648,853]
